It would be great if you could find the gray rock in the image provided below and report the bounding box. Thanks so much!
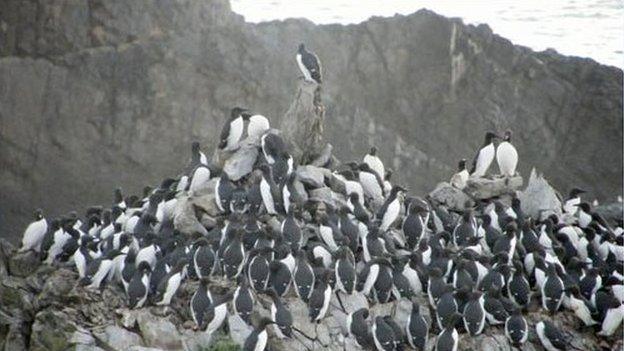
[69,327,95,346]
[296,165,328,188]
[595,201,623,223]
[459,333,512,351]
[464,175,523,200]
[135,310,182,350]
[173,196,210,236]
[2,323,28,351]
[94,325,143,350]
[223,139,259,181]
[308,187,336,206]
[0,239,14,278]
[30,310,77,351]
[428,181,474,211]
[518,169,562,221]
[8,251,40,278]
[128,347,165,351]
[180,328,214,351]
[227,313,253,346]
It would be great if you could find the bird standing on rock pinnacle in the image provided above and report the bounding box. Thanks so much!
[296,43,322,84]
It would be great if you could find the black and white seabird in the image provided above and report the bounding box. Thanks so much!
[463,291,486,336]
[261,133,288,165]
[193,238,215,279]
[219,107,250,151]
[296,43,322,84]
[542,264,565,314]
[190,277,213,328]
[505,308,528,347]
[377,185,406,232]
[247,114,270,140]
[19,209,47,253]
[507,260,531,308]
[435,312,461,351]
[496,130,518,177]
[293,250,315,302]
[83,249,121,290]
[215,172,235,213]
[450,159,469,189]
[258,164,279,215]
[128,261,151,309]
[363,146,385,181]
[346,308,372,348]
[372,316,396,351]
[334,246,356,295]
[406,301,428,351]
[308,271,332,322]
[535,321,567,351]
[594,290,624,336]
[470,131,499,177]
[453,210,476,247]
[358,163,385,202]
[402,202,427,249]
[189,165,211,195]
[201,291,234,337]
[563,187,586,216]
[243,317,273,351]
[222,229,245,279]
[233,276,255,325]
[265,288,293,338]
[269,260,292,297]
[153,259,186,306]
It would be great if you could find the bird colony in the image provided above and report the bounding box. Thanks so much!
[15,44,624,351]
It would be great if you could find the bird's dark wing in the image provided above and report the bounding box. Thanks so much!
[470,150,479,174]
[303,52,322,83]
[218,118,232,149]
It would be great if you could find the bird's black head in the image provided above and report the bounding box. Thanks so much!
[458,159,466,170]
[569,188,586,198]
[230,107,249,119]
[138,261,152,273]
[575,202,591,212]
[484,131,499,143]
[503,130,512,142]
[369,146,377,156]
[191,141,200,152]
[298,43,305,52]
[33,208,44,220]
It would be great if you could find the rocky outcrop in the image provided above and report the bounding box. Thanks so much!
[0,1,622,248]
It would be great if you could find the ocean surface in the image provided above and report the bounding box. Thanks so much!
[231,0,624,68]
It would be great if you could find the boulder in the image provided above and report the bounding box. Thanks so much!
[173,197,210,236]
[428,182,474,211]
[30,310,78,351]
[0,239,14,278]
[8,250,40,278]
[595,201,623,224]
[464,175,523,200]
[93,325,143,350]
[135,310,183,350]
[227,314,253,346]
[223,139,260,181]
[518,169,562,221]
[296,165,328,188]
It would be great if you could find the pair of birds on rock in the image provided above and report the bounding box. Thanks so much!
[450,130,518,190]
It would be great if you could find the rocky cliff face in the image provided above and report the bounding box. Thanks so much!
[1,0,622,241]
